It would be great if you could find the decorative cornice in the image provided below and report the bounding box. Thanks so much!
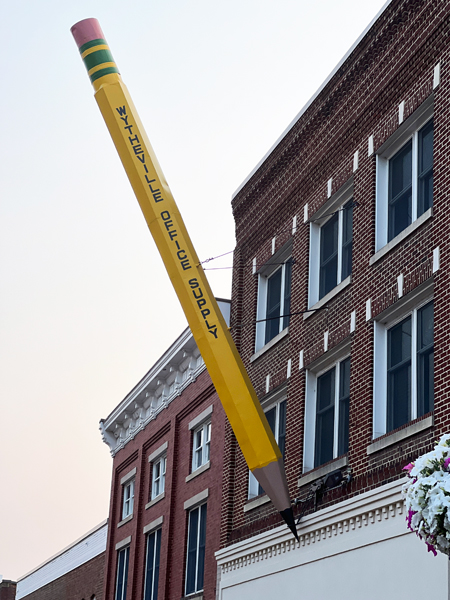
[100,300,230,457]
[216,479,405,575]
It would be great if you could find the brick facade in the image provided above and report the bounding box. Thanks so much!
[101,324,228,600]
[221,0,450,546]
[0,581,17,600]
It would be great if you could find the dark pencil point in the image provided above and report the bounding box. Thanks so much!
[280,507,299,541]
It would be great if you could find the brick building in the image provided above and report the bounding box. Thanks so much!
[216,0,450,597]
[15,520,107,600]
[0,580,16,600]
[99,300,230,600]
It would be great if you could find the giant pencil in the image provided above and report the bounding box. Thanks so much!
[71,18,297,540]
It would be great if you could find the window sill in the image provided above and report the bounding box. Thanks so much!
[367,415,434,455]
[117,514,133,528]
[186,461,210,482]
[145,491,165,510]
[244,494,271,513]
[251,328,289,362]
[370,208,433,266]
[298,456,348,488]
[182,593,203,600]
[305,276,351,320]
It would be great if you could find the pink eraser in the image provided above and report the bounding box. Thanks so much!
[71,18,106,49]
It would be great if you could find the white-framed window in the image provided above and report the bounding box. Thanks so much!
[143,528,161,600]
[373,293,434,438]
[309,182,353,306]
[122,480,134,520]
[375,100,433,251]
[192,421,211,472]
[255,242,293,351]
[185,503,207,596]
[303,352,350,472]
[248,393,286,499]
[115,546,130,600]
[151,455,166,500]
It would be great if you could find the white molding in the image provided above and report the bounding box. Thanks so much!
[216,479,405,572]
[250,327,289,362]
[115,536,131,551]
[353,150,359,172]
[370,208,433,265]
[145,492,165,510]
[434,63,440,89]
[433,247,440,273]
[188,405,213,431]
[303,203,309,223]
[186,461,210,482]
[148,441,168,463]
[244,494,271,513]
[120,467,136,485]
[367,416,433,454]
[368,135,374,156]
[143,516,163,535]
[305,276,351,319]
[117,514,133,528]
[184,488,209,511]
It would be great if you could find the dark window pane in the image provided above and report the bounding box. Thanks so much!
[418,120,434,215]
[197,504,207,592]
[338,358,350,456]
[387,317,412,431]
[186,509,199,595]
[417,301,434,416]
[265,268,282,344]
[144,530,161,600]
[389,141,412,240]
[341,201,353,280]
[282,259,292,330]
[319,214,338,298]
[278,400,287,459]
[315,368,335,467]
[115,547,129,600]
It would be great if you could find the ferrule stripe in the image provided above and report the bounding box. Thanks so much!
[88,62,117,76]
[79,38,107,54]
[83,49,115,72]
[90,66,120,83]
[81,44,109,59]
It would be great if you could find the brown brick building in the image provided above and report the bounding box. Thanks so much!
[0,580,16,600]
[99,301,230,600]
[216,0,450,597]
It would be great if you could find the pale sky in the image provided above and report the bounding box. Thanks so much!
[0,0,389,580]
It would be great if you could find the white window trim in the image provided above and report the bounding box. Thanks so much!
[372,284,433,439]
[303,340,351,474]
[255,241,293,352]
[191,420,211,473]
[375,97,433,252]
[122,478,135,520]
[151,454,166,500]
[308,180,353,308]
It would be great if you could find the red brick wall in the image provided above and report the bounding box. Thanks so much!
[222,0,450,545]
[19,554,104,600]
[103,369,225,600]
[0,581,17,600]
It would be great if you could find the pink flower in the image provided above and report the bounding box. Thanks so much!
[426,542,438,556]
[444,456,450,471]
[403,463,414,473]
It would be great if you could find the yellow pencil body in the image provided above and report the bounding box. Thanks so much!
[71,20,297,535]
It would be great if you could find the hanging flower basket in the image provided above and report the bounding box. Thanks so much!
[403,434,450,557]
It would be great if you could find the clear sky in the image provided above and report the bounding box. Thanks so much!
[0,0,389,581]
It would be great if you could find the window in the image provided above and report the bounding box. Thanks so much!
[255,243,293,351]
[374,298,434,437]
[309,182,353,306]
[143,529,161,600]
[122,480,134,520]
[248,398,286,498]
[304,355,350,472]
[375,100,433,251]
[192,421,210,472]
[115,546,130,600]
[151,456,166,499]
[185,504,207,595]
